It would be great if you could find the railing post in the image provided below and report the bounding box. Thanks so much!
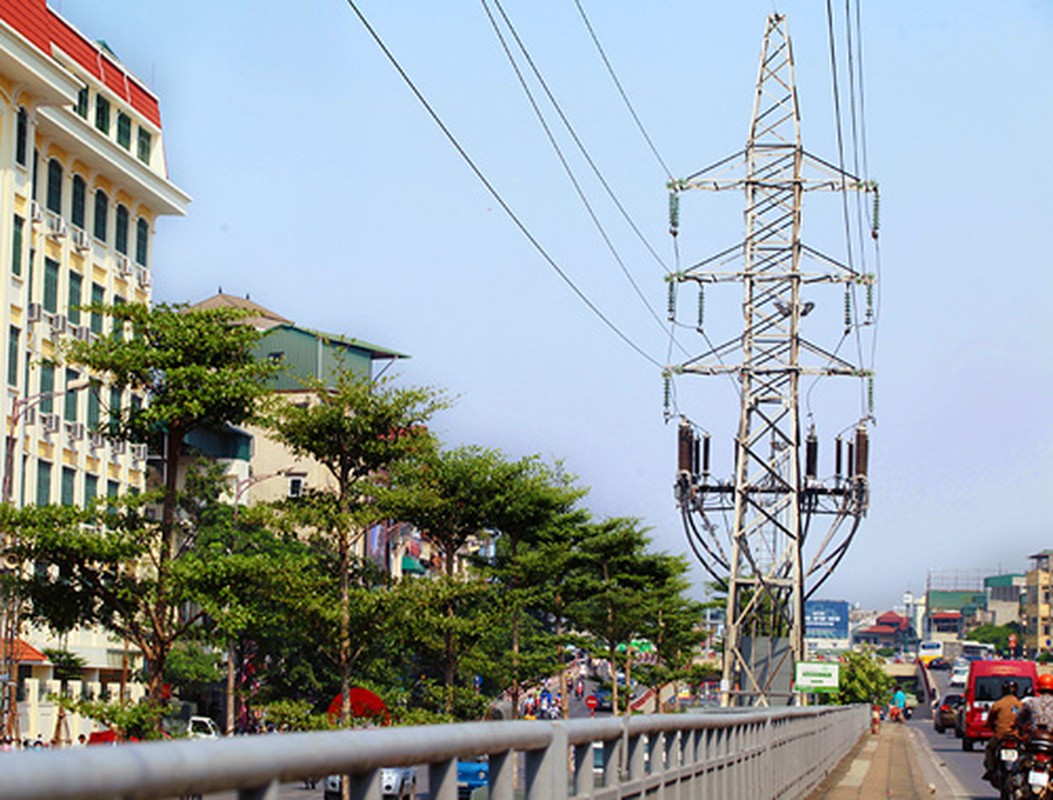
[490,749,515,800]
[350,768,382,800]
[525,722,567,800]
[430,757,458,800]
[571,742,593,797]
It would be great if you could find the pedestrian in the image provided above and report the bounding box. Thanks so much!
[890,686,907,723]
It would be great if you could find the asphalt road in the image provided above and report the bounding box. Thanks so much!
[921,667,997,799]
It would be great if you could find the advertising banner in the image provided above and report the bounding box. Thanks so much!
[804,600,850,640]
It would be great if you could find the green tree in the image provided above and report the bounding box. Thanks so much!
[830,651,894,705]
[264,368,446,724]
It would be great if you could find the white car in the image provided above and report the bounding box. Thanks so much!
[187,716,220,739]
[324,767,416,800]
[949,662,970,688]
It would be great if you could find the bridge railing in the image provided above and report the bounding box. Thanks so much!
[0,704,868,800]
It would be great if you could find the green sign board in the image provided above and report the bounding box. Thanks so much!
[795,661,840,693]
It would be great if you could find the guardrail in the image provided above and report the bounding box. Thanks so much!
[0,704,868,800]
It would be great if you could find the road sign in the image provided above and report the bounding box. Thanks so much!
[585,695,598,710]
[795,662,840,693]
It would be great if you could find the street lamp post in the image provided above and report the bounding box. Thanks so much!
[1,377,92,739]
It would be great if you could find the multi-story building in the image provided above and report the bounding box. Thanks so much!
[1024,551,1053,655]
[0,0,188,707]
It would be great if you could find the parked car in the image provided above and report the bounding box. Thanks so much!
[324,767,416,800]
[933,693,963,733]
[457,756,489,799]
[187,716,220,740]
[928,657,950,671]
[593,688,613,712]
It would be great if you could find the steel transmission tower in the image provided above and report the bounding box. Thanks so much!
[668,14,877,706]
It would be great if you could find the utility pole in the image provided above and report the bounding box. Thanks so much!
[669,14,877,707]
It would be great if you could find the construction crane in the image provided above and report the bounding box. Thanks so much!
[668,13,877,707]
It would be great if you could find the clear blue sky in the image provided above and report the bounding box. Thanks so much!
[56,1,1053,610]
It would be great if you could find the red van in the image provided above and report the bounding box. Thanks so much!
[961,659,1037,751]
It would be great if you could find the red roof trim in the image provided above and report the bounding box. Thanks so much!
[1,638,47,663]
[0,0,161,127]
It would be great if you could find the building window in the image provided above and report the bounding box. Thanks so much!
[61,467,76,507]
[84,473,97,507]
[15,107,27,166]
[115,205,129,255]
[64,369,80,423]
[95,95,110,134]
[116,112,131,149]
[135,218,149,266]
[39,362,55,414]
[109,386,121,434]
[46,159,63,215]
[36,461,52,507]
[68,272,82,325]
[7,327,18,386]
[75,86,89,118]
[113,295,125,341]
[93,189,108,242]
[43,258,59,313]
[137,128,151,164]
[87,385,100,428]
[11,215,23,277]
[288,476,304,499]
[71,175,86,230]
[90,283,105,335]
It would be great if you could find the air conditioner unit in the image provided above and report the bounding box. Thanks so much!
[30,200,43,224]
[74,325,91,343]
[23,407,36,426]
[88,431,104,450]
[41,413,60,434]
[66,421,85,441]
[130,443,147,461]
[116,254,133,277]
[71,227,90,252]
[51,313,68,335]
[136,266,151,288]
[45,212,67,239]
[110,439,127,455]
[26,302,42,323]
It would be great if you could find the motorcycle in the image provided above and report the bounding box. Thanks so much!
[1018,731,1053,799]
[994,734,1021,800]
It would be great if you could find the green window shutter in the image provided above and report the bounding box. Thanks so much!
[115,205,128,255]
[46,159,62,214]
[84,473,97,507]
[93,190,108,242]
[116,113,131,149]
[87,387,100,428]
[36,461,51,507]
[91,283,105,335]
[137,129,151,164]
[64,369,79,423]
[76,87,89,118]
[135,218,149,266]
[7,327,18,387]
[68,272,82,325]
[11,215,23,277]
[61,467,76,506]
[43,258,59,313]
[95,95,110,133]
[71,175,86,230]
[109,386,121,434]
[39,362,54,414]
[15,107,27,166]
[113,296,125,341]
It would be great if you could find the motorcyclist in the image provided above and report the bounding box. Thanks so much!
[982,680,1022,785]
[1018,674,1053,738]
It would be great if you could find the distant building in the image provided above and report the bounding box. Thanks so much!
[853,610,913,651]
[984,573,1024,629]
[1024,551,1053,655]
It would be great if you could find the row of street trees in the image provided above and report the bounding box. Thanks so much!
[5,302,705,731]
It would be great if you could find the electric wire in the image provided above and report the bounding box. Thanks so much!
[344,0,663,370]
[491,0,670,277]
[572,0,674,180]
[481,0,686,355]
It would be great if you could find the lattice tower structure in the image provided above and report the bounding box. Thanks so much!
[670,14,876,707]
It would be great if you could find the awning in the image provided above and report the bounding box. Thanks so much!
[401,555,425,575]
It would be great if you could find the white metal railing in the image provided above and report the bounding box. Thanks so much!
[0,705,868,800]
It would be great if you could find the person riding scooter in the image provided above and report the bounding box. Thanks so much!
[983,680,1022,786]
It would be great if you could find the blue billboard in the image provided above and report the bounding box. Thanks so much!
[804,600,850,640]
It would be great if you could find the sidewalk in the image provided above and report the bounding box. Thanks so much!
[807,720,968,800]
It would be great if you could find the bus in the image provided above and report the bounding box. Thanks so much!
[917,640,944,666]
[960,641,996,660]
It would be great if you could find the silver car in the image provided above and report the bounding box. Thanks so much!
[324,767,416,800]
